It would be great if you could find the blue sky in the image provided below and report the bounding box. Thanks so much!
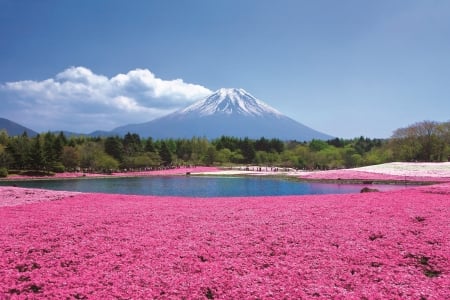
[1,0,449,138]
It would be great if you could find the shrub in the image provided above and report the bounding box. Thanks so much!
[21,170,55,177]
[0,167,8,178]
[51,162,65,173]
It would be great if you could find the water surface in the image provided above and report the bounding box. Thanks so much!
[0,176,410,197]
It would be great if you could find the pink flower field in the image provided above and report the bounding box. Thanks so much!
[300,169,450,183]
[1,183,449,299]
[299,162,450,183]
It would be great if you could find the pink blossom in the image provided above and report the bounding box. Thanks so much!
[299,169,450,183]
[299,162,450,183]
[1,182,449,298]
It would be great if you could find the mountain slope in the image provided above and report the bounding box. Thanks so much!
[114,88,333,141]
[0,117,38,137]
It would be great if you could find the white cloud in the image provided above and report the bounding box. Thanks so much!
[0,66,212,133]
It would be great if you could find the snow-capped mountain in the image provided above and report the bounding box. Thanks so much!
[113,88,333,141]
[179,88,283,117]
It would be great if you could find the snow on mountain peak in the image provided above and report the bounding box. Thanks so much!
[178,88,283,117]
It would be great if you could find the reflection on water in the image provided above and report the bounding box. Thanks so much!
[0,176,410,197]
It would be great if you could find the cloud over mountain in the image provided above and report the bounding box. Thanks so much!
[0,67,212,133]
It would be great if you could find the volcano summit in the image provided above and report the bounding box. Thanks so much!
[113,88,333,141]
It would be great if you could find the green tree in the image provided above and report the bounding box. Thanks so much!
[309,139,329,152]
[230,150,244,164]
[255,151,269,165]
[279,150,299,167]
[61,146,80,170]
[43,132,56,170]
[439,121,450,144]
[79,142,102,170]
[176,139,193,161]
[144,137,156,153]
[0,144,12,169]
[29,134,45,170]
[0,130,8,145]
[240,138,255,163]
[146,152,162,166]
[291,144,313,169]
[104,136,124,162]
[269,138,285,153]
[343,147,361,168]
[390,127,422,161]
[390,120,447,161]
[203,146,216,166]
[363,146,393,165]
[123,132,142,156]
[255,137,270,152]
[6,132,31,169]
[95,153,119,172]
[214,136,239,151]
[159,141,172,166]
[216,148,232,164]
[327,138,344,148]
[317,146,344,169]
[0,167,7,177]
[416,121,446,161]
[165,139,177,155]
[53,132,66,162]
[190,137,209,165]
[122,154,160,169]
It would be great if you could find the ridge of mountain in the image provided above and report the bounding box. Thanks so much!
[0,117,38,137]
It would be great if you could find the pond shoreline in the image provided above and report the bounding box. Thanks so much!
[2,162,449,185]
[0,166,221,182]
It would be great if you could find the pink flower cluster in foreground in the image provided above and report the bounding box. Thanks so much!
[299,169,450,183]
[0,187,80,207]
[1,184,449,299]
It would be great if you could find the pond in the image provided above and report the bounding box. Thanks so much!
[0,176,410,197]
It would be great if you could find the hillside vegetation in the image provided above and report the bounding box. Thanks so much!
[0,120,449,176]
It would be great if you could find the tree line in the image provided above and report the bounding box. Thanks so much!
[0,120,449,177]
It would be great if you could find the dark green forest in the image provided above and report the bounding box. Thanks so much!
[0,120,449,177]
